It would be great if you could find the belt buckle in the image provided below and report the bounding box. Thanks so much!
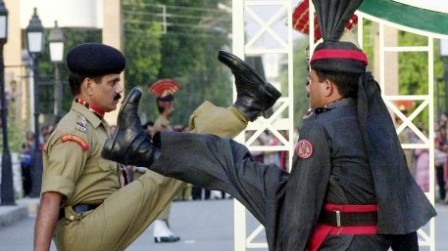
[334,210,341,227]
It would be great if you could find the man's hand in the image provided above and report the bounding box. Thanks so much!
[34,192,63,251]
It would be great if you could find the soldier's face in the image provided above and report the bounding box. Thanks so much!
[307,70,327,108]
[91,73,123,112]
[165,102,175,117]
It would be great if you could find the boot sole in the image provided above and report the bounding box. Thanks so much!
[218,51,266,86]
[219,51,282,111]
[219,51,281,100]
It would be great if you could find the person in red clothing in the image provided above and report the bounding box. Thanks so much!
[435,125,448,202]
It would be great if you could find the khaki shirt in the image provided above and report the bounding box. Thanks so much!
[41,102,120,206]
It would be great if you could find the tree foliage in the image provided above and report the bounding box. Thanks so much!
[123,0,233,125]
[397,31,445,129]
[398,32,429,96]
[278,37,310,130]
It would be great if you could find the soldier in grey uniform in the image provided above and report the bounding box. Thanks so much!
[101,0,437,250]
[33,43,280,251]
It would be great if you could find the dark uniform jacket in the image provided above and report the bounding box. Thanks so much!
[150,99,435,251]
[280,99,378,250]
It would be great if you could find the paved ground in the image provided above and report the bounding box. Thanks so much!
[1,198,448,250]
[0,199,244,251]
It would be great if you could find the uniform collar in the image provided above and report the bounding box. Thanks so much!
[72,101,104,128]
[74,98,105,119]
[314,98,354,114]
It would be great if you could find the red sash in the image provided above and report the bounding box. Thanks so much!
[308,204,378,251]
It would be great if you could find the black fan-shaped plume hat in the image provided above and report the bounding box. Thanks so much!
[309,0,367,73]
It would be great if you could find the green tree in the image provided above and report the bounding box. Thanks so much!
[278,37,310,130]
[398,32,428,96]
[158,0,232,125]
[362,22,443,129]
[397,31,445,129]
[123,0,232,125]
[123,0,164,117]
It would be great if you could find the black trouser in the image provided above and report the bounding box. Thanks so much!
[21,166,32,197]
[390,232,418,251]
[191,186,210,200]
[436,165,446,200]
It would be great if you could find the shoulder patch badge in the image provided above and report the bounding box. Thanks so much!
[61,134,90,151]
[76,116,88,133]
[296,140,313,159]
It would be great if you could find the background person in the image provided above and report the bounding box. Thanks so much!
[148,79,181,243]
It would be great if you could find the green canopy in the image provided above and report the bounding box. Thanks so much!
[359,0,448,37]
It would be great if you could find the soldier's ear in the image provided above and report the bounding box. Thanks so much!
[323,79,333,96]
[82,77,95,96]
[327,80,342,98]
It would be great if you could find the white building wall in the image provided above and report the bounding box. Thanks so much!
[21,0,103,29]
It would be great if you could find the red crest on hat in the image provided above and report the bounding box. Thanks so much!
[393,100,414,111]
[149,79,180,98]
[292,0,358,41]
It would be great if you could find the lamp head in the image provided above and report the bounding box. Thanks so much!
[0,0,8,43]
[26,8,44,56]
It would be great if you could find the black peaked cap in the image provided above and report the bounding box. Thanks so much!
[66,43,126,76]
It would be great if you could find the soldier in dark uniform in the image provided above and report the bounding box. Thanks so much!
[102,0,437,250]
[34,43,280,251]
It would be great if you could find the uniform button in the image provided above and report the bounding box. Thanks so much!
[70,215,75,220]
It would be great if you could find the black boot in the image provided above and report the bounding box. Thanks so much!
[101,88,156,167]
[218,51,281,121]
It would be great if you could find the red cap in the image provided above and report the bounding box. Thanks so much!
[149,79,180,98]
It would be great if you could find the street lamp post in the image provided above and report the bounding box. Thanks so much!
[0,0,13,205]
[26,8,44,198]
[49,21,65,120]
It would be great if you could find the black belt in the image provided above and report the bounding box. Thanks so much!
[58,204,99,220]
[319,210,377,227]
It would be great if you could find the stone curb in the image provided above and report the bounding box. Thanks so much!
[0,198,39,228]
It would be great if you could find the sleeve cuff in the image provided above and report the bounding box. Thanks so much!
[41,175,75,199]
